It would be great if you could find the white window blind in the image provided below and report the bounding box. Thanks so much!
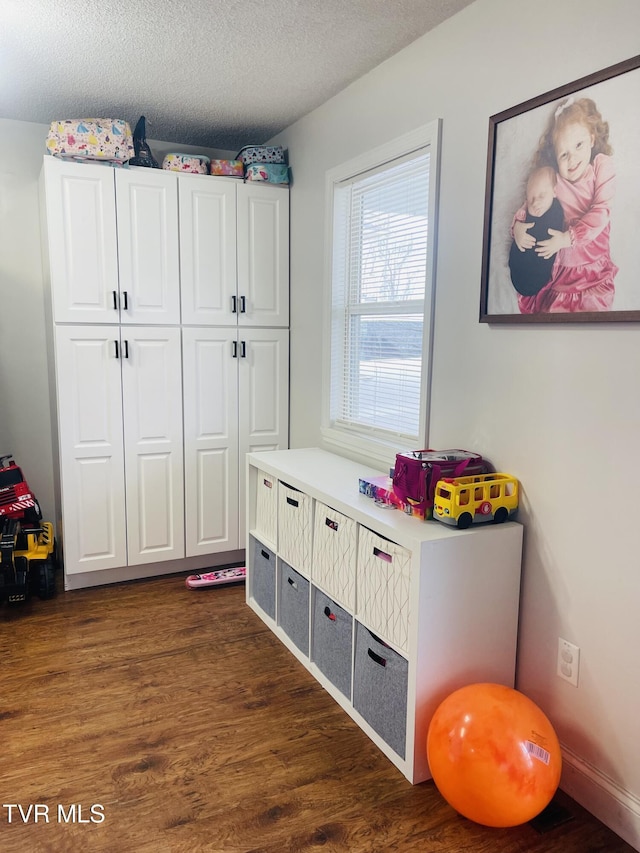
[330,151,430,443]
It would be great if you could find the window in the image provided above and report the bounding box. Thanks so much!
[323,122,441,466]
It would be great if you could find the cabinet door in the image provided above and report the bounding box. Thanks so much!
[54,325,127,574]
[115,169,181,325]
[43,157,120,324]
[121,327,185,565]
[179,176,238,326]
[182,327,239,556]
[238,329,289,544]
[237,183,289,327]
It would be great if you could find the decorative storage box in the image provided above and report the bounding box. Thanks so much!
[210,159,244,177]
[45,119,134,164]
[244,163,289,184]
[311,589,353,700]
[353,622,408,759]
[162,152,210,174]
[255,470,278,546]
[356,526,411,652]
[311,501,357,609]
[249,536,276,619]
[277,482,312,576]
[278,561,310,656]
[236,145,286,165]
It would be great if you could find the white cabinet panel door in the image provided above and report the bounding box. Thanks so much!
[182,327,239,556]
[115,169,180,325]
[237,184,289,328]
[54,326,127,573]
[179,176,237,326]
[43,157,119,325]
[238,329,289,543]
[121,327,185,564]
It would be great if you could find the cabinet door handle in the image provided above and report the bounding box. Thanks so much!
[232,340,238,358]
[240,340,246,358]
[122,291,128,311]
[112,291,118,311]
[114,340,119,359]
[123,340,129,359]
[231,295,237,313]
[239,295,246,313]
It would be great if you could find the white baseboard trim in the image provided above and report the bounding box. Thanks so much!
[63,549,245,591]
[560,744,640,851]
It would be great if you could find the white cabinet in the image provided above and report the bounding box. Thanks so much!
[115,169,180,324]
[182,327,289,557]
[179,176,289,327]
[42,156,290,587]
[42,156,180,325]
[54,325,184,574]
[246,448,522,785]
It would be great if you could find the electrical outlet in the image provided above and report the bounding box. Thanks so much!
[557,638,580,687]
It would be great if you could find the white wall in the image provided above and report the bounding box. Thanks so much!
[272,0,640,847]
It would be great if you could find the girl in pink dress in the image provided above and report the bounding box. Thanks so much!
[513,97,618,313]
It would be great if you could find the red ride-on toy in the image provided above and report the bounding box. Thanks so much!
[0,454,42,525]
[0,454,58,605]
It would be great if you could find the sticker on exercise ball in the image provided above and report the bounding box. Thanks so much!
[525,740,551,765]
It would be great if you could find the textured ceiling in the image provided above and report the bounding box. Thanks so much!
[1,0,475,151]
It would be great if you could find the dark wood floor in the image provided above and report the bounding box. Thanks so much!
[0,571,634,853]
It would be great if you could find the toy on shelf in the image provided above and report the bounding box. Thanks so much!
[392,450,490,520]
[432,473,519,529]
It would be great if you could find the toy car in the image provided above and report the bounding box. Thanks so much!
[0,454,42,525]
[432,473,519,529]
[0,520,58,604]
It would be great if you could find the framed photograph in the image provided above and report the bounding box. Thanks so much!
[480,54,640,323]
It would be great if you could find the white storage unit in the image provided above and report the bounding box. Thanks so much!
[41,155,289,588]
[246,448,523,784]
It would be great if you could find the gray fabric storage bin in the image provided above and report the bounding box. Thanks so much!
[311,588,353,700]
[278,560,310,655]
[353,621,408,758]
[250,535,276,619]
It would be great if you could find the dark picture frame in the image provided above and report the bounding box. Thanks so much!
[480,55,640,323]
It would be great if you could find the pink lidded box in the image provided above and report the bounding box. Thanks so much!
[210,159,244,177]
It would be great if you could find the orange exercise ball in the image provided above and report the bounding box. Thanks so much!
[426,683,561,827]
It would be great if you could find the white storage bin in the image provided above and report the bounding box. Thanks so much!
[312,501,357,610]
[277,481,312,577]
[255,469,278,545]
[356,526,411,652]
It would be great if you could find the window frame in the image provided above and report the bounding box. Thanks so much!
[321,120,442,469]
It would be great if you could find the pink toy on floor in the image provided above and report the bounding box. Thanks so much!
[185,567,246,589]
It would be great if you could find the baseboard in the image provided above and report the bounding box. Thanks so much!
[560,744,640,851]
[63,550,245,591]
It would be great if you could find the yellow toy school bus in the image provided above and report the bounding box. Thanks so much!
[433,473,518,529]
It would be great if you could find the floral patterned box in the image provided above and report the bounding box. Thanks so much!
[162,152,210,174]
[210,159,244,177]
[45,119,134,164]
